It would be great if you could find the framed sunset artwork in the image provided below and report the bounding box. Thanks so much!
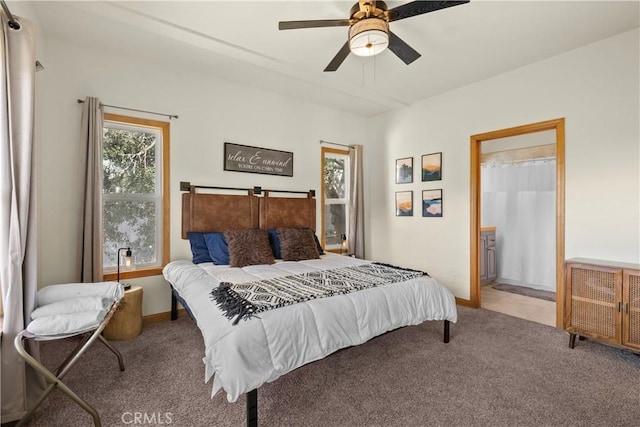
[395,157,413,184]
[421,152,442,182]
[395,191,413,216]
[422,189,443,217]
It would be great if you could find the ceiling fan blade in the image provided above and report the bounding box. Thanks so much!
[324,41,351,72]
[279,19,351,30]
[388,31,421,65]
[387,1,470,22]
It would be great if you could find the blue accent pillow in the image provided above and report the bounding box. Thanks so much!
[187,232,213,264]
[268,228,324,258]
[203,232,230,265]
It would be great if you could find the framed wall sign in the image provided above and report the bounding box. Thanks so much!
[224,142,294,177]
[395,157,413,184]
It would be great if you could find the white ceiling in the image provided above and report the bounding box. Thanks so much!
[31,1,640,116]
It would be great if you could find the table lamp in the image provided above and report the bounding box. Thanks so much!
[117,247,133,290]
[341,234,347,256]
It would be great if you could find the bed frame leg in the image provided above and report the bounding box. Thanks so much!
[569,333,577,349]
[171,293,178,321]
[246,389,258,427]
[443,320,450,343]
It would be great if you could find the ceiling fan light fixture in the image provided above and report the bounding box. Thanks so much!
[349,18,389,57]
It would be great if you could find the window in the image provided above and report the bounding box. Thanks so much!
[321,147,350,251]
[102,114,169,280]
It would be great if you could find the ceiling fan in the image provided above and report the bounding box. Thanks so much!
[278,1,470,72]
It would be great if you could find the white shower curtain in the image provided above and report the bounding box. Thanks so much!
[481,159,556,292]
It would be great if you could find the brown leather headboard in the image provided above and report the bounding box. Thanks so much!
[181,185,316,238]
[259,191,316,231]
[181,190,259,238]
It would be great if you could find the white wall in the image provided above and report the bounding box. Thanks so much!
[27,9,640,309]
[366,28,640,299]
[37,37,368,315]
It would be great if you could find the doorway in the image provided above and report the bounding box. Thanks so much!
[470,118,565,328]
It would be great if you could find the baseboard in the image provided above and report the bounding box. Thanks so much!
[455,297,476,307]
[142,308,187,327]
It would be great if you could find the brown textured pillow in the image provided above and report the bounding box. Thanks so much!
[277,228,320,261]
[223,229,275,268]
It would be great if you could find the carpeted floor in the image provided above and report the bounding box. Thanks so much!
[20,306,640,427]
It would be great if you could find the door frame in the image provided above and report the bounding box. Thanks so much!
[469,118,565,327]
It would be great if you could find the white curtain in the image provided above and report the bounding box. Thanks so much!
[481,159,556,291]
[348,144,364,258]
[0,14,44,423]
[79,97,103,282]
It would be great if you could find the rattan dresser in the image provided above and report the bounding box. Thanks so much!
[564,258,640,353]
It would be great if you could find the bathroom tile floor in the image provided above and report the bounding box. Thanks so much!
[481,284,556,327]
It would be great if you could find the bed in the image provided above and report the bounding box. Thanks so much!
[162,184,458,426]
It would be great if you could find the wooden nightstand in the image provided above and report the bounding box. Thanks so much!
[103,285,143,341]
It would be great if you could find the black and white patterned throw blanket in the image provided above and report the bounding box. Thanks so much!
[211,263,427,325]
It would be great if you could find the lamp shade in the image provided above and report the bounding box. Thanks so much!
[123,250,133,267]
[341,234,348,255]
[349,18,389,57]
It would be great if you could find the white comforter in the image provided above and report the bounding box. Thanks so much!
[162,254,457,402]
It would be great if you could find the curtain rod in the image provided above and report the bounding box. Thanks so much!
[77,99,178,120]
[319,139,353,149]
[1,0,20,30]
